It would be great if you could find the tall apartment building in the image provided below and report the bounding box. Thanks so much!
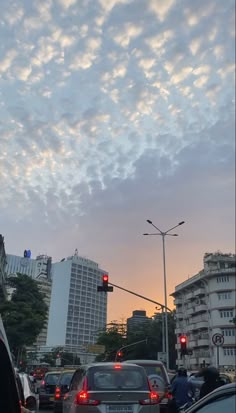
[5,253,52,346]
[0,235,7,298]
[46,251,107,354]
[172,253,236,370]
[127,310,150,334]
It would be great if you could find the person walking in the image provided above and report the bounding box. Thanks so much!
[171,367,194,411]
[199,367,221,398]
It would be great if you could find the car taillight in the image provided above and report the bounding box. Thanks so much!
[41,380,45,386]
[55,386,61,400]
[75,390,100,406]
[139,391,159,405]
[164,391,173,399]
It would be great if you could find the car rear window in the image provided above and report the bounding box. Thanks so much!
[60,372,74,385]
[46,373,60,385]
[89,367,148,391]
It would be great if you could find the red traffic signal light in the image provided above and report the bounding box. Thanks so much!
[180,335,187,355]
[97,275,113,292]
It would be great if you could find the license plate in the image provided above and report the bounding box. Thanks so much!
[49,396,54,401]
[107,406,133,413]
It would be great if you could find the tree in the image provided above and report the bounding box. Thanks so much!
[0,274,48,358]
[95,324,126,361]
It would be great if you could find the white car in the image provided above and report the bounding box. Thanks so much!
[19,373,39,412]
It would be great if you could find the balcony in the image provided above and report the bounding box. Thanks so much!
[174,298,183,305]
[187,307,195,315]
[199,357,210,365]
[175,328,183,334]
[195,304,207,313]
[176,312,184,319]
[189,357,198,365]
[192,321,208,330]
[198,338,209,346]
[186,291,194,300]
[188,339,198,347]
[195,288,206,296]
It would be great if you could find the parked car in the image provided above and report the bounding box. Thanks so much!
[19,373,39,412]
[0,315,21,413]
[63,362,160,413]
[188,371,232,400]
[54,369,76,413]
[123,360,171,412]
[39,371,61,407]
[184,382,236,413]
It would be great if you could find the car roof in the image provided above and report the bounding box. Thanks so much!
[76,362,146,370]
[186,383,236,412]
[123,359,165,366]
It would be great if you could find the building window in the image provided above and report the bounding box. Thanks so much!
[223,347,236,356]
[219,310,234,318]
[222,329,235,337]
[217,276,230,283]
[218,292,232,300]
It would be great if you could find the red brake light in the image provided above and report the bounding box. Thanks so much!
[164,391,173,399]
[114,364,122,369]
[140,391,159,405]
[41,380,45,386]
[55,386,61,400]
[75,390,100,406]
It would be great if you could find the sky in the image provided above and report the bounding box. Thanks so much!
[0,0,235,323]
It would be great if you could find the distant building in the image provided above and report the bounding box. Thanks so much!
[127,310,150,334]
[46,251,107,354]
[172,252,236,370]
[5,253,52,346]
[0,235,7,298]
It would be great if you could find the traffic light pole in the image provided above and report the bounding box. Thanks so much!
[115,338,148,361]
[108,281,172,313]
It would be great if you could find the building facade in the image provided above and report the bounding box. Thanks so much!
[172,253,236,370]
[46,251,107,354]
[127,310,150,334]
[0,235,7,298]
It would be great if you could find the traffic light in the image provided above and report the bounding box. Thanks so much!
[97,275,113,292]
[180,335,187,355]
[116,350,123,361]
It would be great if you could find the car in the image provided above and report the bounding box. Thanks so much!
[39,371,61,407]
[184,382,236,413]
[63,362,160,413]
[123,360,171,412]
[32,367,49,381]
[188,371,232,400]
[0,315,21,413]
[54,369,76,413]
[19,373,39,412]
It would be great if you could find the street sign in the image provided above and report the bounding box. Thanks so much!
[158,352,167,362]
[212,333,224,346]
[86,344,105,354]
[55,357,61,366]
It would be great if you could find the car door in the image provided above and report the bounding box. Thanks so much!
[63,368,85,413]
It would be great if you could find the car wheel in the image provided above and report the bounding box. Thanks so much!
[26,396,37,411]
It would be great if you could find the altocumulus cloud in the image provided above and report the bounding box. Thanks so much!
[0,0,235,225]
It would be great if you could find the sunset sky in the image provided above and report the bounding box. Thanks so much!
[0,0,235,323]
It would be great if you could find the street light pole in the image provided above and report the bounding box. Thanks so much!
[143,220,185,370]
[161,233,169,370]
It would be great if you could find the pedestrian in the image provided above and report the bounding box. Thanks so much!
[199,366,221,398]
[171,367,194,411]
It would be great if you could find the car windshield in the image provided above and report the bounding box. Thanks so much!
[45,374,60,385]
[89,367,148,390]
[60,373,74,385]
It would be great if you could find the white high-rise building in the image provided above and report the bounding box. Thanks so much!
[46,251,107,353]
[172,252,236,370]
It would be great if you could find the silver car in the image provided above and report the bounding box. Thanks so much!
[63,362,160,413]
[19,373,39,412]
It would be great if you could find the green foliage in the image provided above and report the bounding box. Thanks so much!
[95,313,177,368]
[0,274,48,356]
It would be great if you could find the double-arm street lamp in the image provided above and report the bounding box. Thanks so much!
[143,220,185,370]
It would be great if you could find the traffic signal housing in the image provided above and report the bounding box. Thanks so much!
[180,335,187,355]
[116,350,123,361]
[97,275,113,292]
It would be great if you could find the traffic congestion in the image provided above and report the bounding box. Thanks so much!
[1,313,235,413]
